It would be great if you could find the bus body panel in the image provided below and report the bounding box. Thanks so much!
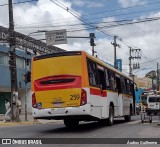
[122,94,133,115]
[32,55,84,108]
[35,88,81,108]
[32,56,82,82]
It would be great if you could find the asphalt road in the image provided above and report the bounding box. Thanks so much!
[0,115,160,146]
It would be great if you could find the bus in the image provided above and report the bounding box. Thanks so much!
[31,51,135,127]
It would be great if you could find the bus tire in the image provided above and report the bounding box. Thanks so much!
[107,106,114,126]
[124,106,132,122]
[64,119,79,128]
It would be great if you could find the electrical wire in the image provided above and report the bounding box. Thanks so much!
[15,0,160,27]
[49,0,114,37]
[0,0,38,7]
[14,5,160,28]
[83,7,160,22]
[15,16,160,30]
[81,1,160,17]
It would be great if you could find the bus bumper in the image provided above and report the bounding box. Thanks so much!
[32,104,91,119]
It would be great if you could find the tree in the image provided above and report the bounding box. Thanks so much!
[145,70,157,90]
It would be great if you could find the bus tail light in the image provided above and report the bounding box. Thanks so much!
[32,93,37,108]
[80,89,87,106]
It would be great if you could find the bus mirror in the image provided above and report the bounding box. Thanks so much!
[135,87,138,91]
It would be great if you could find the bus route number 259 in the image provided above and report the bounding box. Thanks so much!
[70,94,80,100]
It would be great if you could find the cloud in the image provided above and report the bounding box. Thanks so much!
[0,0,9,27]
[118,0,147,8]
[71,0,104,8]
[98,13,160,76]
[70,0,85,7]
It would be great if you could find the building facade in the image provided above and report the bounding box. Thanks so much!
[0,44,32,114]
[134,76,153,90]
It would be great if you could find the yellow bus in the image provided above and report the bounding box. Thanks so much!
[31,51,135,127]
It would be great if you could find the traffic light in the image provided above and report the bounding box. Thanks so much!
[24,71,31,83]
[90,33,95,46]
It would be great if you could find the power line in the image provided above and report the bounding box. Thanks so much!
[133,65,157,74]
[49,0,114,37]
[15,16,160,30]
[8,0,159,28]
[14,6,160,29]
[83,7,160,23]
[0,0,38,7]
[81,1,160,17]
[99,17,160,29]
[140,58,160,65]
[15,16,160,36]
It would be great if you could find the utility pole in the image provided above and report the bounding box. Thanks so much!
[129,47,132,77]
[111,36,120,69]
[157,62,159,91]
[129,47,141,77]
[8,0,18,121]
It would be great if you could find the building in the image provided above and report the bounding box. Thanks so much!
[134,76,153,90]
[0,44,32,114]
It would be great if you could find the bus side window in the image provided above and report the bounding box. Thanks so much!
[105,69,110,89]
[126,79,131,94]
[97,68,106,90]
[108,70,116,91]
[120,77,126,93]
[116,75,122,93]
[87,59,99,87]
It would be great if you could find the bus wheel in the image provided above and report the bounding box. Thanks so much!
[64,119,79,128]
[107,106,114,126]
[124,106,131,122]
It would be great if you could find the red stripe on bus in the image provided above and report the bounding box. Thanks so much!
[90,88,107,97]
[34,75,81,91]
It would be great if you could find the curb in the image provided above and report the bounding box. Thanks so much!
[0,121,34,126]
[0,120,63,126]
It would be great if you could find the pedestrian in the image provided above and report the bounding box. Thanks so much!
[16,98,22,122]
[3,99,11,122]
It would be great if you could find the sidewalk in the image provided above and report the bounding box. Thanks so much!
[0,114,62,126]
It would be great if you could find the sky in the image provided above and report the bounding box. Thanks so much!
[0,0,160,77]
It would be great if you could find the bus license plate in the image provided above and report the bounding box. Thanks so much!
[53,103,63,107]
